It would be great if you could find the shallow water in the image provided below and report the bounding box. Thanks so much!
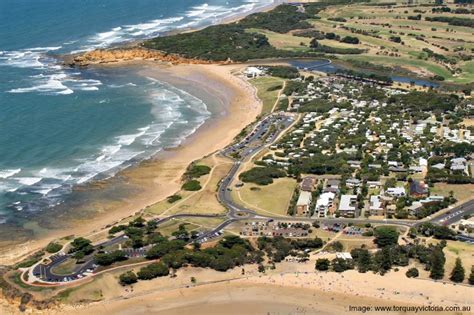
[0,0,273,223]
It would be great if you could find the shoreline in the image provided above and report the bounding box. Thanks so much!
[56,263,474,314]
[0,62,261,265]
[1,0,279,267]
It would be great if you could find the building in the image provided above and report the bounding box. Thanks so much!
[338,195,358,218]
[324,179,340,193]
[300,176,316,192]
[409,180,428,197]
[244,66,264,78]
[314,192,335,217]
[296,191,312,216]
[386,187,406,198]
[346,178,361,188]
[369,195,385,216]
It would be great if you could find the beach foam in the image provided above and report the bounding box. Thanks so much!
[0,169,21,179]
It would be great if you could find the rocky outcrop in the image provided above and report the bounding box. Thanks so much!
[65,47,220,67]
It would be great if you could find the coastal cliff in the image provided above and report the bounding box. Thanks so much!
[65,47,220,67]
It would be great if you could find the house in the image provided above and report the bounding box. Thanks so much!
[314,192,336,218]
[367,181,382,188]
[300,176,316,192]
[450,158,467,173]
[369,195,385,216]
[346,178,361,188]
[324,179,340,193]
[386,187,406,198]
[296,191,312,216]
[336,252,352,260]
[407,201,424,216]
[244,66,264,78]
[409,180,428,197]
[338,195,358,218]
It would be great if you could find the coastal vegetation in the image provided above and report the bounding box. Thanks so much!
[182,179,202,191]
[45,242,63,254]
[239,166,286,185]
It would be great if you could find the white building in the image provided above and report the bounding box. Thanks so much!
[386,187,406,198]
[314,192,335,218]
[338,195,358,218]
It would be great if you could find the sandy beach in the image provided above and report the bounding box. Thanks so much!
[0,63,261,265]
[52,259,473,315]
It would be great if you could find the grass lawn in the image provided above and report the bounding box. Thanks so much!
[246,28,311,51]
[145,155,231,216]
[431,183,474,203]
[249,76,285,115]
[427,239,474,283]
[233,177,297,216]
[51,258,78,276]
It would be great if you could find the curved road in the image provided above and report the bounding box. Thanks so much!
[29,112,474,285]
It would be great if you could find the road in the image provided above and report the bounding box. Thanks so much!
[28,111,474,284]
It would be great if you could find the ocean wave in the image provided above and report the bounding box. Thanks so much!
[0,169,21,179]
[14,177,42,186]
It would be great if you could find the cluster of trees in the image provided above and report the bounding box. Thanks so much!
[310,39,365,54]
[184,164,211,179]
[238,5,312,33]
[137,262,170,280]
[94,250,127,266]
[45,242,62,254]
[144,24,281,62]
[387,91,459,114]
[257,236,324,263]
[425,16,474,28]
[239,166,286,185]
[109,217,166,249]
[266,66,300,79]
[182,179,202,191]
[416,223,457,240]
[314,238,470,283]
[68,237,94,260]
[288,154,351,177]
[335,69,393,84]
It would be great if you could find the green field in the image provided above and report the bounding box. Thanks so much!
[249,76,285,115]
[233,177,297,216]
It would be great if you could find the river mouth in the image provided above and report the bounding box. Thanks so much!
[287,59,440,88]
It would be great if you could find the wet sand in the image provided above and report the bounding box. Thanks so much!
[0,63,260,265]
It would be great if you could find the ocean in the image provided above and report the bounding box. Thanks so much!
[0,0,273,224]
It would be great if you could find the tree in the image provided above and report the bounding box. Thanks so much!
[137,262,169,280]
[95,250,127,266]
[406,268,419,278]
[331,258,353,273]
[355,248,371,273]
[310,38,319,48]
[119,271,137,286]
[430,247,445,280]
[258,264,265,273]
[45,242,62,254]
[450,258,465,283]
[468,265,474,285]
[315,258,330,271]
[374,227,399,248]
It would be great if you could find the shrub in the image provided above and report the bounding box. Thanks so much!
[315,258,330,271]
[374,227,399,248]
[167,194,182,203]
[239,166,286,185]
[137,262,169,280]
[45,242,63,254]
[182,180,202,191]
[119,271,137,286]
[185,164,211,178]
[406,267,419,278]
